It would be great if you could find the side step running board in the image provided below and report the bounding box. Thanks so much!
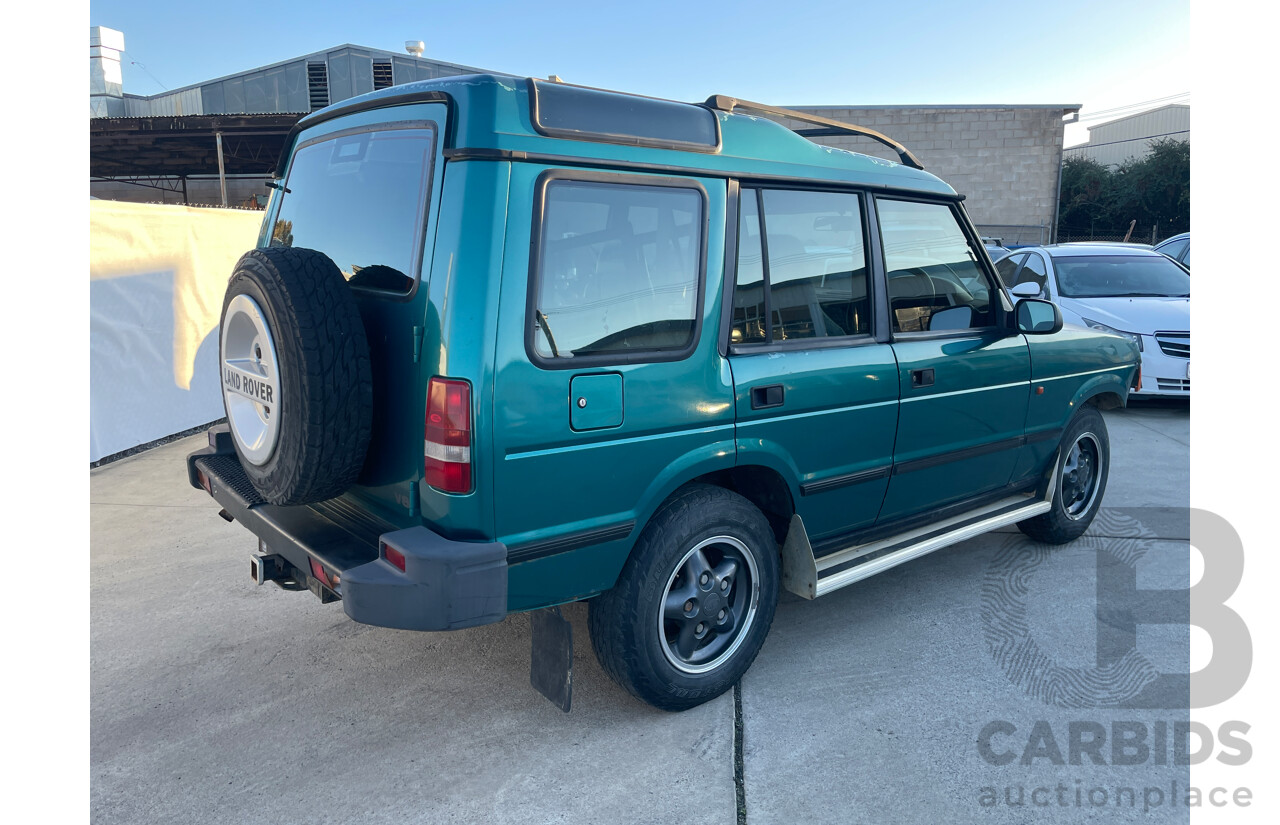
[781,494,1051,600]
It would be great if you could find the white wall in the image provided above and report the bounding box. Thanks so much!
[90,201,263,461]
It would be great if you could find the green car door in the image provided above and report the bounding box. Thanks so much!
[728,186,899,542]
[873,197,1031,520]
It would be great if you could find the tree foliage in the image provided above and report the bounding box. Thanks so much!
[1057,139,1189,241]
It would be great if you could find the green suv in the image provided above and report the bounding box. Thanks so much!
[189,75,1139,711]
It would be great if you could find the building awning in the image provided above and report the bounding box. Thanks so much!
[90,113,303,179]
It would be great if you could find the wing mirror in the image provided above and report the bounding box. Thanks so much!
[1015,298,1062,334]
[1009,281,1042,298]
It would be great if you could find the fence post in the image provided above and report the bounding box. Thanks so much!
[216,132,228,208]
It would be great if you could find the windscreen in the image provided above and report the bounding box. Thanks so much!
[1053,255,1191,298]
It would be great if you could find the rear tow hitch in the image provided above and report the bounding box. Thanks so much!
[250,552,305,591]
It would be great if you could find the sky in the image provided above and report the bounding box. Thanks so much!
[90,0,1190,147]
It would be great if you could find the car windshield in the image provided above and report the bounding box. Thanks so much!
[1053,255,1190,298]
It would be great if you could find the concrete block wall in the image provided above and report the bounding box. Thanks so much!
[786,106,1074,241]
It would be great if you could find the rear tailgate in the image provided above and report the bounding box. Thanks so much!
[262,102,449,523]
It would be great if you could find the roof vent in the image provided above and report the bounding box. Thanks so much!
[307,61,329,111]
[405,40,424,57]
[373,60,393,90]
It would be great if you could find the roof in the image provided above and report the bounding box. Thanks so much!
[1040,244,1165,257]
[1153,232,1190,246]
[788,103,1082,112]
[284,75,956,196]
[91,113,302,178]
[131,43,506,101]
[1087,103,1189,134]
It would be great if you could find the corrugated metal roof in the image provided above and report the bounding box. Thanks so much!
[91,113,302,178]
[125,43,506,101]
[1086,103,1189,134]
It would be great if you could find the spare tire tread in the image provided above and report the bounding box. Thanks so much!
[222,247,373,505]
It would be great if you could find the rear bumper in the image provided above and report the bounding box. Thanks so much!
[188,425,507,631]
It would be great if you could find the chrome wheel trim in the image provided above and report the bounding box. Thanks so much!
[220,294,281,466]
[1060,431,1103,520]
[657,535,761,675]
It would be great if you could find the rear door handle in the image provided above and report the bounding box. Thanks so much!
[750,384,785,409]
[911,368,934,388]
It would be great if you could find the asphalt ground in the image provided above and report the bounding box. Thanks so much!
[91,400,1190,824]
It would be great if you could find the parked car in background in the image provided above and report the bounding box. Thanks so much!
[1153,232,1191,269]
[1060,241,1154,249]
[984,242,1011,261]
[997,244,1189,397]
[980,236,1011,260]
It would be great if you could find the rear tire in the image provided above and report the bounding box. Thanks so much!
[589,484,780,711]
[1018,405,1109,544]
[219,247,372,506]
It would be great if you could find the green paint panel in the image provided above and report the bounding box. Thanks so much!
[880,331,1031,519]
[730,344,900,541]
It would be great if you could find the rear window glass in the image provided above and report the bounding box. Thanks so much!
[531,81,719,151]
[531,180,703,363]
[732,188,870,345]
[270,124,436,294]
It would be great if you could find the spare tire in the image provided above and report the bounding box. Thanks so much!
[218,247,373,505]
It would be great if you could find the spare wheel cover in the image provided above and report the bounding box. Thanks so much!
[220,293,282,465]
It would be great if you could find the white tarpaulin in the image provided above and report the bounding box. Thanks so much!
[90,201,264,461]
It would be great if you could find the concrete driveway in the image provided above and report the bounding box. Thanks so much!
[91,401,1189,824]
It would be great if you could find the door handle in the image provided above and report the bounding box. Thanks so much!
[750,384,785,409]
[911,368,934,388]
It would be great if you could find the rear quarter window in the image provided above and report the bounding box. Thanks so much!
[529,177,705,366]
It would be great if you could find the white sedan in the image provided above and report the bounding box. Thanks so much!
[995,244,1190,397]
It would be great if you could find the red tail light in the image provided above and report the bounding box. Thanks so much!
[309,558,337,588]
[382,543,406,572]
[425,377,472,494]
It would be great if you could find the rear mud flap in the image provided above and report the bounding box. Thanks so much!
[530,606,573,713]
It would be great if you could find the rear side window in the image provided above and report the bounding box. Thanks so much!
[530,178,704,364]
[1015,253,1049,294]
[877,199,997,333]
[1157,238,1189,261]
[994,253,1024,284]
[732,188,871,345]
[270,124,436,295]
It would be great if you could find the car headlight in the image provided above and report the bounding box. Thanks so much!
[1081,317,1142,351]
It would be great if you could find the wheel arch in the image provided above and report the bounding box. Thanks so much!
[588,460,798,599]
[689,464,797,545]
[1071,371,1130,413]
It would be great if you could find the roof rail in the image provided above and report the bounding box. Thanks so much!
[703,95,925,170]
